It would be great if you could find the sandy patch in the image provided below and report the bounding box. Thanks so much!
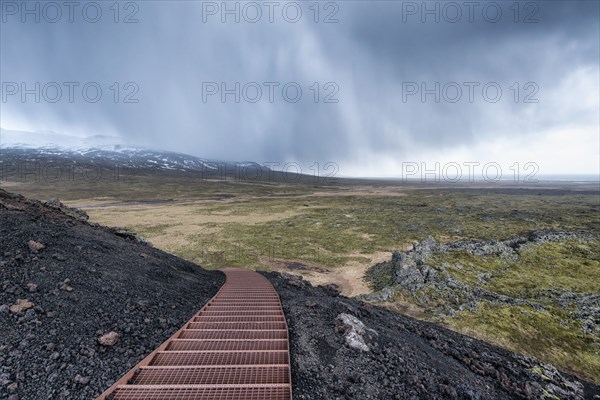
[85,203,299,226]
[81,202,302,255]
[0,181,25,189]
[261,251,393,297]
[312,187,407,197]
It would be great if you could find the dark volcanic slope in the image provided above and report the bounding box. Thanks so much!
[265,273,600,400]
[0,189,224,399]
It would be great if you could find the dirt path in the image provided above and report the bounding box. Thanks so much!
[261,251,393,297]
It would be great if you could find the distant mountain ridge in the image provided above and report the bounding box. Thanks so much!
[0,128,269,177]
[1,128,127,151]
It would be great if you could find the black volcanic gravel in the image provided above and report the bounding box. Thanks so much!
[0,190,224,399]
[264,272,600,400]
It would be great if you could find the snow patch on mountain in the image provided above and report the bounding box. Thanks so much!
[0,128,129,151]
[0,128,266,174]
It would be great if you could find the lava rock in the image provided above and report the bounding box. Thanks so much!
[9,299,34,314]
[27,240,45,253]
[98,332,120,347]
[335,313,372,352]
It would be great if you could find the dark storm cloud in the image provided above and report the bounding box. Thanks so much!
[0,0,598,168]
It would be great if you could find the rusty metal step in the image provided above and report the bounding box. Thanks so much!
[167,339,288,352]
[193,316,285,323]
[179,330,288,340]
[204,306,282,310]
[150,351,289,366]
[108,386,292,400]
[199,310,283,316]
[208,301,281,306]
[187,322,287,330]
[132,365,291,385]
[217,293,279,296]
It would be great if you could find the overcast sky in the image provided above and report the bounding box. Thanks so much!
[1,0,598,177]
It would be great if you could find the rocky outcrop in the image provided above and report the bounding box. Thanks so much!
[363,232,598,324]
[553,291,600,336]
[44,197,89,222]
[335,313,376,352]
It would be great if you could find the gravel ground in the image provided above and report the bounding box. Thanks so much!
[264,272,600,400]
[0,190,224,399]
